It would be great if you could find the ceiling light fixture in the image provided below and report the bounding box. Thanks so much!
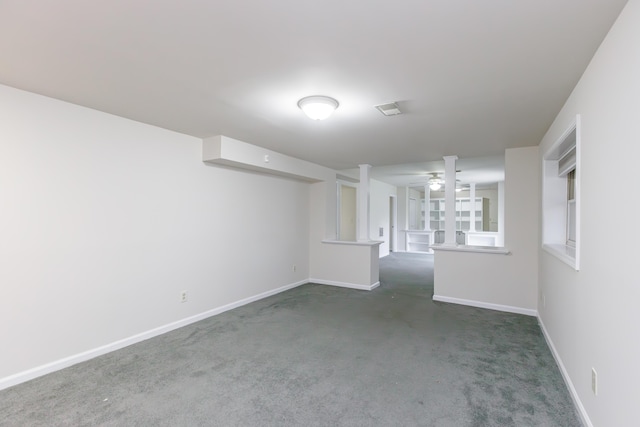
[427,172,443,191]
[297,95,339,120]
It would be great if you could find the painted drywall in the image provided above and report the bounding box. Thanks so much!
[433,146,539,312]
[396,187,409,250]
[339,184,357,241]
[0,84,310,382]
[369,179,397,257]
[309,241,380,289]
[538,1,640,425]
[308,181,380,288]
[203,134,382,289]
[203,135,332,182]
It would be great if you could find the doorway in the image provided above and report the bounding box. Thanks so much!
[338,183,357,241]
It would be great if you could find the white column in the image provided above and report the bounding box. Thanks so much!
[397,187,409,251]
[424,184,431,231]
[497,180,505,246]
[469,183,477,232]
[357,164,371,242]
[443,155,458,245]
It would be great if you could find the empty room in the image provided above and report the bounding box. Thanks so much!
[1,1,638,426]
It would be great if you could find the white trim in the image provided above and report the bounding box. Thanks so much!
[432,294,537,317]
[321,239,383,246]
[574,115,581,270]
[538,317,592,427]
[0,280,307,391]
[431,244,511,255]
[542,115,580,271]
[310,278,380,291]
[542,243,578,270]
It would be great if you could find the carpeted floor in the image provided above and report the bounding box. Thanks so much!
[0,252,581,426]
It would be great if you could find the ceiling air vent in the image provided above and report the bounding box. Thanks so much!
[375,102,402,116]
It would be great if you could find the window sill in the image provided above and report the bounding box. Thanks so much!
[542,243,579,270]
[431,244,510,255]
[322,240,383,247]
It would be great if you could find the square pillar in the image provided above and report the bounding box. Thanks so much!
[469,183,477,232]
[357,164,371,241]
[443,155,458,245]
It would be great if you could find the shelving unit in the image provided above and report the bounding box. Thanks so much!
[429,199,445,231]
[404,230,432,253]
[428,197,489,231]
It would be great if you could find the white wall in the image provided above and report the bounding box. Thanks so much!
[433,147,539,314]
[308,241,380,290]
[339,184,357,241]
[308,181,380,289]
[538,1,640,425]
[0,85,310,383]
[370,179,397,257]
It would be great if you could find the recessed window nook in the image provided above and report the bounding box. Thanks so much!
[542,115,581,270]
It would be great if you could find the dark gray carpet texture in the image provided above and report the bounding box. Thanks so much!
[1,252,580,426]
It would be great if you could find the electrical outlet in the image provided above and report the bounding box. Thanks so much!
[180,291,188,303]
[592,368,598,395]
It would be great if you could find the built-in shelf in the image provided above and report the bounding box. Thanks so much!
[466,232,499,246]
[428,197,489,232]
[404,230,433,253]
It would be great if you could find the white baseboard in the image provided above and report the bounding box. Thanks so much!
[0,280,307,391]
[432,294,537,317]
[538,317,592,427]
[430,296,590,424]
[310,278,380,291]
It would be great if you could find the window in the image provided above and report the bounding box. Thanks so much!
[566,169,576,247]
[542,115,580,270]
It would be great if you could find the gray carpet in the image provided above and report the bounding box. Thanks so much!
[1,252,580,426]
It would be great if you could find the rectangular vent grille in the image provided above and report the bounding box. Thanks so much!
[375,102,402,116]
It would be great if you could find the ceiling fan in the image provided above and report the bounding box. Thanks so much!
[410,172,469,192]
[409,172,444,190]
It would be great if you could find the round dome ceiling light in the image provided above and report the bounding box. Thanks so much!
[297,95,339,120]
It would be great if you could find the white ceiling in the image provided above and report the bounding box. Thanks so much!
[0,0,628,185]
